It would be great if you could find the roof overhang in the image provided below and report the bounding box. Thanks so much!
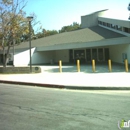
[36,37,130,51]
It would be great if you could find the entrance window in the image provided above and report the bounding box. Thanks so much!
[74,50,85,63]
[69,50,73,63]
[122,53,127,62]
[123,27,130,33]
[92,49,97,61]
[104,48,109,61]
[98,48,103,61]
[86,49,91,62]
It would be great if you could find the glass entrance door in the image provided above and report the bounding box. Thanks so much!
[74,50,85,63]
[98,48,104,61]
[92,49,97,61]
[86,49,91,62]
[69,49,73,63]
[104,48,109,61]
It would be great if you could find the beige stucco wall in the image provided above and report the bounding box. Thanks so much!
[32,50,55,64]
[14,48,55,65]
[109,44,130,64]
[54,50,69,63]
[14,48,36,66]
[12,44,130,65]
[13,49,69,65]
[33,49,69,64]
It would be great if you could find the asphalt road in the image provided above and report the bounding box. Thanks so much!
[0,83,130,130]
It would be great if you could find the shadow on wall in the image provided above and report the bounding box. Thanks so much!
[89,26,126,39]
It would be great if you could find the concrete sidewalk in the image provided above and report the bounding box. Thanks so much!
[0,65,130,90]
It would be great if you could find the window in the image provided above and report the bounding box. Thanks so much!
[124,27,129,33]
[107,23,111,27]
[98,48,103,61]
[117,26,122,31]
[103,22,106,26]
[122,53,127,62]
[111,24,115,29]
[98,21,102,25]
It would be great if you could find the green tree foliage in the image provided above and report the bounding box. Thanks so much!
[44,30,58,36]
[36,29,58,38]
[0,0,30,67]
[36,22,81,38]
[59,22,81,33]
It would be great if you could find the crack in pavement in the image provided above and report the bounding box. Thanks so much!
[0,101,119,123]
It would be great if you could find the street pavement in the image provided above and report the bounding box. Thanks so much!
[0,64,130,89]
[0,83,130,130]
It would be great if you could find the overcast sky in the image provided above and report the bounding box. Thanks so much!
[24,0,130,31]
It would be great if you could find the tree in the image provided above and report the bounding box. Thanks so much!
[35,32,44,38]
[21,13,42,41]
[35,28,58,38]
[45,30,58,36]
[0,0,32,67]
[59,22,81,33]
[35,22,81,39]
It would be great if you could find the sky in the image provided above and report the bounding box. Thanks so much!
[24,0,130,32]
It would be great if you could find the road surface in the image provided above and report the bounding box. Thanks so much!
[0,83,130,130]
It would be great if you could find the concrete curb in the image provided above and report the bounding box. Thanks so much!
[64,86,130,90]
[0,80,130,90]
[0,80,64,89]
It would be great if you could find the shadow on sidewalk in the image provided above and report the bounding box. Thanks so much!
[40,63,129,73]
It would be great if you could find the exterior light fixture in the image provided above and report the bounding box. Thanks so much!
[27,16,33,72]
[128,3,130,19]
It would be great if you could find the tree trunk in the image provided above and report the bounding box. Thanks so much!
[3,44,11,68]
[13,39,15,67]
[2,48,5,67]
[2,37,5,67]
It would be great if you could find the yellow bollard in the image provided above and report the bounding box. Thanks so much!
[92,60,95,72]
[108,59,112,72]
[77,60,80,72]
[59,60,62,72]
[125,59,129,72]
